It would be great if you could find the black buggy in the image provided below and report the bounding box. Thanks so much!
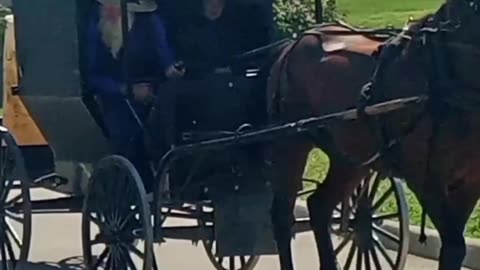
[0,0,411,269]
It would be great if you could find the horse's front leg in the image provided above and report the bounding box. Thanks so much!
[411,181,477,270]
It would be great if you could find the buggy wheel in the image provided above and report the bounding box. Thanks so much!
[0,129,32,269]
[82,155,154,270]
[197,206,260,270]
[331,172,410,270]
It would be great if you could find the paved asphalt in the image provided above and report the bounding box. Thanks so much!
[9,189,472,270]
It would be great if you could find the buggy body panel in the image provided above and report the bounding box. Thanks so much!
[11,0,109,164]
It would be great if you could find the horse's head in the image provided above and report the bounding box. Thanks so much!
[442,0,480,44]
[405,0,480,103]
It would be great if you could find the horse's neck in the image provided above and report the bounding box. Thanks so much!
[376,41,430,101]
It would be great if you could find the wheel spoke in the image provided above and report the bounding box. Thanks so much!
[123,243,144,260]
[110,247,120,270]
[373,237,395,268]
[372,187,394,211]
[125,249,138,270]
[0,231,8,269]
[89,213,103,226]
[5,211,23,224]
[335,233,354,254]
[368,176,381,200]
[240,256,246,267]
[364,249,371,270]
[93,246,110,269]
[370,246,382,270]
[5,222,21,249]
[5,194,22,208]
[119,211,137,231]
[372,212,399,221]
[4,227,16,263]
[0,180,12,203]
[105,254,112,270]
[356,248,363,270]
[372,225,400,245]
[344,243,356,270]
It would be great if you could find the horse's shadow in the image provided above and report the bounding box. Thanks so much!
[17,257,84,270]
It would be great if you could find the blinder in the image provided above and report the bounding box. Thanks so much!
[466,0,480,13]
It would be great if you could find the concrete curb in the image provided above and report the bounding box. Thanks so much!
[383,222,480,270]
[294,201,480,270]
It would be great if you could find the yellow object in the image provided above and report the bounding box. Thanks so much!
[2,15,48,146]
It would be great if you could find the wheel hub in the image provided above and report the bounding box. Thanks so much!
[352,197,374,250]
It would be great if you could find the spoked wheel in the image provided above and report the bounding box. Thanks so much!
[197,205,260,270]
[0,129,31,269]
[82,155,155,270]
[331,171,410,270]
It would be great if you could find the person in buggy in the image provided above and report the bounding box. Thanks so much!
[85,0,185,191]
[146,0,275,159]
[160,0,275,77]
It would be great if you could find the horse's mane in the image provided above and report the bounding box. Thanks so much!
[403,3,447,39]
[392,3,449,58]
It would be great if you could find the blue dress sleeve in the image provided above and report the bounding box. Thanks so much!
[85,12,124,96]
[152,15,176,71]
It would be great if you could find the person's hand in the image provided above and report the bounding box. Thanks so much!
[165,64,185,79]
[132,83,154,104]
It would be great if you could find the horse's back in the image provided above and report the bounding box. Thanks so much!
[267,24,386,118]
[314,24,386,56]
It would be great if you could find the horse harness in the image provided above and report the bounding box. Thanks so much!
[358,0,480,243]
[270,0,480,244]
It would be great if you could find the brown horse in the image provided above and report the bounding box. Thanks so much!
[266,0,480,270]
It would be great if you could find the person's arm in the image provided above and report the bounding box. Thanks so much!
[85,12,125,96]
[152,15,176,71]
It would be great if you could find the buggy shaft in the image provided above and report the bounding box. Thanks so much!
[153,95,428,199]
[159,95,427,162]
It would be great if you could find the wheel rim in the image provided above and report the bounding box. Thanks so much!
[331,172,410,270]
[0,131,31,269]
[197,205,260,270]
[82,155,154,270]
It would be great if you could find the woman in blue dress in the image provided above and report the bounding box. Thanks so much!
[85,0,184,190]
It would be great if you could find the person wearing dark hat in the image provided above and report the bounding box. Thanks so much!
[85,0,184,190]
[168,0,274,77]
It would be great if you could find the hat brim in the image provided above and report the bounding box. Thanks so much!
[97,0,157,12]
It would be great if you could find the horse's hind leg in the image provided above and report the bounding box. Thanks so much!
[307,158,368,270]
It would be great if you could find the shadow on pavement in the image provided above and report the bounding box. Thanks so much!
[17,256,84,270]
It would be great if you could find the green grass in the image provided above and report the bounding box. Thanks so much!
[337,0,443,28]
